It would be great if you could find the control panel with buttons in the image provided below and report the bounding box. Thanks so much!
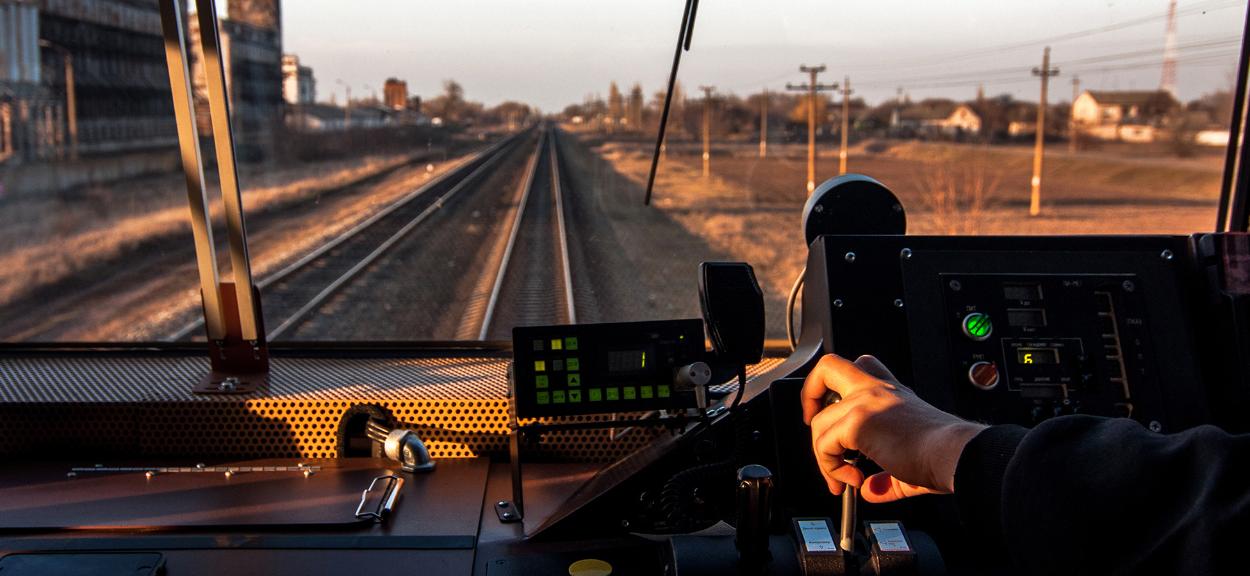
[511,319,708,418]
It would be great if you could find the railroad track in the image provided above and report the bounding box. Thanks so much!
[166,130,529,342]
[473,126,577,340]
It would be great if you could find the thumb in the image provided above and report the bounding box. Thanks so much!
[861,472,944,503]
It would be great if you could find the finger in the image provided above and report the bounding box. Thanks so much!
[802,354,877,424]
[813,421,856,495]
[853,355,899,384]
[830,463,865,489]
[861,472,944,503]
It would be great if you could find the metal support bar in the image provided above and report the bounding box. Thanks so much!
[195,0,261,340]
[158,0,268,393]
[1217,4,1250,232]
[157,0,226,341]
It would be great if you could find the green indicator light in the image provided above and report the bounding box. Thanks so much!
[589,388,603,401]
[553,390,567,404]
[568,390,582,403]
[606,388,620,401]
[641,351,647,368]
[565,337,578,350]
[536,391,550,405]
[567,358,580,371]
[623,387,637,400]
[567,374,581,387]
[640,386,654,399]
[963,313,993,341]
[657,385,671,398]
[535,375,549,388]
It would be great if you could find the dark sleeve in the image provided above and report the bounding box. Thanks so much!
[954,415,1250,575]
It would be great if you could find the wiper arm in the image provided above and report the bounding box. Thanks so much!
[644,0,700,206]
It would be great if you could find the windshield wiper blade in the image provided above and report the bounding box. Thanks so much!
[644,0,700,206]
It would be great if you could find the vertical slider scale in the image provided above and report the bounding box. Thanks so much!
[158,0,268,394]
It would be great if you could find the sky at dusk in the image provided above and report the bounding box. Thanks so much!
[281,0,1248,111]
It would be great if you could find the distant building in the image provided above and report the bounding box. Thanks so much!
[1,0,177,161]
[898,100,982,137]
[286,103,396,132]
[383,78,408,110]
[281,54,314,105]
[1072,90,1179,143]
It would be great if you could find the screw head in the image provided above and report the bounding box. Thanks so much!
[893,299,905,308]
[497,501,510,508]
[66,472,77,479]
[145,471,155,479]
[1148,421,1163,433]
[1122,280,1136,292]
[844,251,856,263]
[303,469,314,478]
[832,298,844,308]
[1160,249,1174,261]
[900,248,913,260]
[949,280,962,291]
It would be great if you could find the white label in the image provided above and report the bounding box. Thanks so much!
[797,520,839,552]
[869,522,911,552]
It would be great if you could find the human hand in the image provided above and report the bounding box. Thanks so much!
[802,354,986,503]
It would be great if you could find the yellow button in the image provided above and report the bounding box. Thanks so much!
[569,559,612,576]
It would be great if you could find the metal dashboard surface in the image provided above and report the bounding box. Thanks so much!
[0,350,784,461]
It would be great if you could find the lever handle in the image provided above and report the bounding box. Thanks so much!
[735,464,774,566]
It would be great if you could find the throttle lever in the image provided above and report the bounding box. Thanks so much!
[823,390,860,554]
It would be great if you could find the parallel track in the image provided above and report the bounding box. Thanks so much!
[167,131,527,342]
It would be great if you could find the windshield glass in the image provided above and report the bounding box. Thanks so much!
[0,0,1244,343]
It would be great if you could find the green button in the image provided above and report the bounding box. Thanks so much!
[534,360,546,372]
[565,337,578,350]
[536,375,549,388]
[536,391,550,405]
[606,388,620,401]
[589,388,603,401]
[567,373,581,387]
[657,385,671,398]
[553,390,567,404]
[640,386,654,399]
[567,358,580,371]
[963,312,993,341]
[623,387,637,400]
[553,359,565,372]
[568,390,582,403]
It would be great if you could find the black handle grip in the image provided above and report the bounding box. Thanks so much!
[735,464,774,564]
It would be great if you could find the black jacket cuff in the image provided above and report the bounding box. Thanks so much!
[954,424,1028,543]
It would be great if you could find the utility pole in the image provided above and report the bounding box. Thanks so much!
[700,85,715,178]
[839,76,853,175]
[1069,75,1080,154]
[787,65,836,192]
[336,79,352,127]
[1030,47,1059,217]
[759,89,768,159]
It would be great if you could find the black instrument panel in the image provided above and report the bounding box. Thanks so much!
[511,320,707,418]
[800,235,1210,432]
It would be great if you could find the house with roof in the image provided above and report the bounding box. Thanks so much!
[1071,90,1179,142]
[896,99,982,138]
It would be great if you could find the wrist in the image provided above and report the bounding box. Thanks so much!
[925,421,987,493]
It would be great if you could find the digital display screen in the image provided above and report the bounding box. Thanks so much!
[607,350,647,373]
[1007,308,1047,327]
[1003,284,1043,301]
[1017,348,1060,365]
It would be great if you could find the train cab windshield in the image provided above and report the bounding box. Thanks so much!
[1,1,1248,575]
